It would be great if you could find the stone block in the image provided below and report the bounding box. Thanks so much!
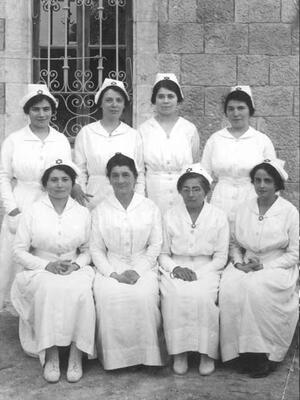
[205,24,248,54]
[4,56,31,83]
[270,56,299,85]
[253,86,294,116]
[0,83,4,114]
[282,183,299,208]
[198,116,225,149]
[235,0,280,22]
[182,55,236,85]
[159,23,204,53]
[179,85,205,121]
[294,87,299,116]
[158,54,181,78]
[0,19,4,51]
[277,147,299,182]
[5,112,28,137]
[158,0,169,23]
[0,114,5,144]
[257,117,299,149]
[135,53,158,86]
[0,58,4,81]
[197,0,234,23]
[238,56,269,85]
[135,85,154,127]
[204,86,230,118]
[136,22,158,53]
[281,0,299,23]
[292,25,299,55]
[249,24,292,55]
[169,0,197,22]
[134,0,158,22]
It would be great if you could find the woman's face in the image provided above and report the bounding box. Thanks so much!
[109,165,136,197]
[28,99,53,130]
[180,177,206,210]
[226,100,250,130]
[155,87,178,116]
[101,88,125,120]
[253,169,277,200]
[46,169,73,201]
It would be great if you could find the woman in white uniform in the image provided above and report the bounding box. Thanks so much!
[91,153,164,370]
[11,159,95,383]
[159,165,229,376]
[201,86,276,227]
[139,73,200,214]
[0,84,72,311]
[219,159,299,378]
[74,79,144,209]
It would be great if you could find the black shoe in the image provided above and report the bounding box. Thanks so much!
[237,353,256,374]
[249,354,271,378]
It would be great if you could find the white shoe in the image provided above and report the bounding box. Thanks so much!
[67,361,83,383]
[43,359,60,383]
[199,354,215,376]
[173,353,188,375]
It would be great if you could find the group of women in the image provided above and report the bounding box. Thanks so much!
[0,76,298,383]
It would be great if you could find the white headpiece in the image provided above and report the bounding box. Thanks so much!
[95,78,130,104]
[182,163,213,185]
[20,84,58,109]
[230,85,254,106]
[43,158,81,176]
[153,73,184,99]
[261,159,288,181]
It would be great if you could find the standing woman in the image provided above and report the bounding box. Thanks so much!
[139,73,200,213]
[159,165,229,376]
[0,84,72,311]
[90,153,164,370]
[219,159,299,378]
[201,86,276,226]
[74,79,144,209]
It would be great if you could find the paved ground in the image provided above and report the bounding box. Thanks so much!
[0,311,298,400]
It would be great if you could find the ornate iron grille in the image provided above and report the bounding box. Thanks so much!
[32,0,133,143]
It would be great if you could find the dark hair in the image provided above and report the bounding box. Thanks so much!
[250,163,285,191]
[177,172,211,195]
[41,165,77,187]
[106,153,138,179]
[224,90,255,116]
[151,80,183,104]
[98,85,129,107]
[23,94,57,114]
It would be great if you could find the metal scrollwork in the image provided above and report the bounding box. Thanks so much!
[42,0,61,12]
[108,0,126,7]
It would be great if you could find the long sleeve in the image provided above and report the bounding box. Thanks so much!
[264,207,299,270]
[74,212,92,267]
[90,210,114,276]
[200,138,213,177]
[192,128,201,163]
[134,132,145,196]
[13,211,49,270]
[229,230,244,265]
[159,215,178,273]
[196,215,230,279]
[263,135,276,159]
[74,130,89,191]
[0,137,18,214]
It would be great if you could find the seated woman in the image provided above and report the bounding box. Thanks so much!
[90,153,165,370]
[11,159,95,383]
[219,159,299,378]
[159,165,229,376]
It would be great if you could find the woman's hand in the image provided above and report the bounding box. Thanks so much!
[8,208,21,217]
[110,270,140,284]
[172,266,197,281]
[71,183,93,206]
[234,259,263,273]
[45,261,63,274]
[45,260,80,275]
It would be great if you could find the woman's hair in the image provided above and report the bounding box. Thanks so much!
[23,94,57,114]
[41,165,77,187]
[151,80,183,104]
[250,163,285,191]
[224,90,255,116]
[106,153,138,179]
[177,172,211,195]
[98,85,129,107]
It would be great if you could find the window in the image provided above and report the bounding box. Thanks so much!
[32,0,133,143]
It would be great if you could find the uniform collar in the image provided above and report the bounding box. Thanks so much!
[41,193,77,213]
[179,200,209,226]
[249,195,284,217]
[219,126,256,139]
[23,125,59,141]
[89,120,131,137]
[105,192,144,212]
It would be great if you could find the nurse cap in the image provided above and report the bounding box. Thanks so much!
[95,78,130,104]
[20,84,58,109]
[230,85,254,107]
[43,158,81,176]
[153,73,184,100]
[261,159,288,181]
[182,163,213,185]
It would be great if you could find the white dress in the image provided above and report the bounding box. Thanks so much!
[90,193,165,370]
[219,196,299,362]
[74,121,145,209]
[0,125,72,310]
[10,195,95,365]
[201,127,276,225]
[139,117,200,213]
[159,202,229,359]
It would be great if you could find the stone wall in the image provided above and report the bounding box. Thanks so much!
[135,0,299,207]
